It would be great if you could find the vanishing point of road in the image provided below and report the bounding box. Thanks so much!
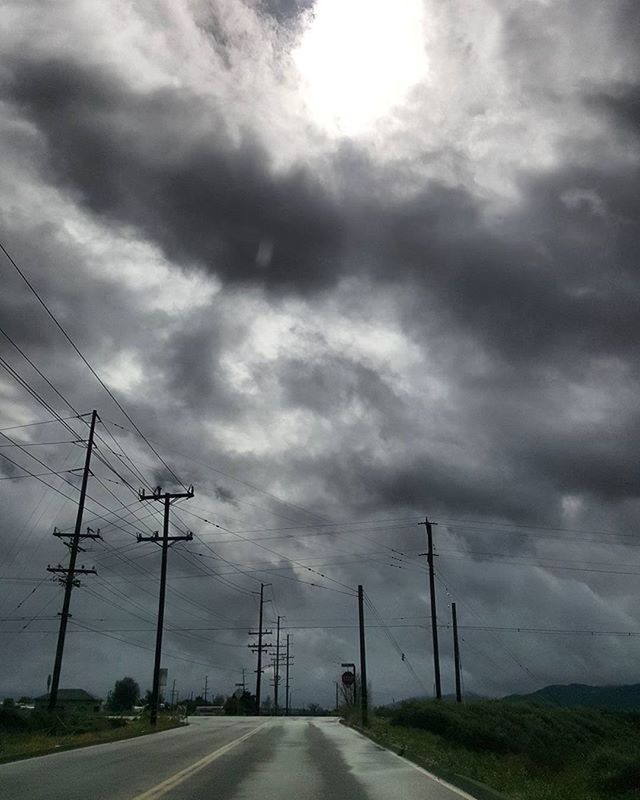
[0,716,474,800]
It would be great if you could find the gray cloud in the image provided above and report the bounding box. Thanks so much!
[260,0,314,25]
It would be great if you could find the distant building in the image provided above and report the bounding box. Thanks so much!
[34,689,102,714]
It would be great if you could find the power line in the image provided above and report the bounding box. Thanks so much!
[0,417,79,433]
[434,568,549,694]
[7,622,640,637]
[174,507,356,595]
[430,551,640,577]
[174,548,257,598]
[0,440,157,539]
[0,355,159,540]
[93,534,236,624]
[102,419,331,524]
[0,468,79,481]
[0,440,80,448]
[67,619,239,673]
[1,312,169,523]
[0,239,186,490]
[441,519,639,544]
[364,592,429,695]
[79,580,243,650]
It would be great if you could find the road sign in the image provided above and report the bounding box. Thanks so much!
[341,670,355,687]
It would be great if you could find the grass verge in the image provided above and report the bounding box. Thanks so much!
[0,714,185,763]
[346,699,640,800]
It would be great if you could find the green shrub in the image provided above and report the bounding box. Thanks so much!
[590,748,640,795]
[0,707,30,732]
[389,699,639,775]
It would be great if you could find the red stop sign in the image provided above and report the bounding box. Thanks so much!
[341,671,355,686]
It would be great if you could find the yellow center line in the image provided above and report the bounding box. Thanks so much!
[131,722,270,800]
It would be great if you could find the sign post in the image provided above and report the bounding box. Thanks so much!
[341,662,357,706]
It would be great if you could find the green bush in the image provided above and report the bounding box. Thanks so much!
[0,707,30,732]
[591,748,640,795]
[61,713,109,735]
[389,699,639,774]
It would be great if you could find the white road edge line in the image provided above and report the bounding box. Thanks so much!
[345,724,478,800]
[131,721,270,800]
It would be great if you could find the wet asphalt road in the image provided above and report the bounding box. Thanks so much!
[0,716,473,800]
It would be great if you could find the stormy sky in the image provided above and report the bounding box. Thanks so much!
[1,0,639,707]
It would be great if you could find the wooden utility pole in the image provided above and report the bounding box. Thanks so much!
[137,485,194,725]
[203,675,209,703]
[273,615,282,715]
[235,668,247,694]
[285,634,292,716]
[452,602,462,703]
[48,410,99,712]
[421,517,442,699]
[249,583,272,715]
[358,585,368,726]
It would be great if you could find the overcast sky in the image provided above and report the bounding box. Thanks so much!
[1,0,639,708]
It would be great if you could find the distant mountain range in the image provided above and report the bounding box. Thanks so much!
[504,683,640,712]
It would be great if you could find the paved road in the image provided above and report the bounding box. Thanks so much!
[0,716,473,799]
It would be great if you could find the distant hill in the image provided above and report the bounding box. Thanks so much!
[504,683,640,712]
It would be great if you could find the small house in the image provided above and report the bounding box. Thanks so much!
[34,689,102,714]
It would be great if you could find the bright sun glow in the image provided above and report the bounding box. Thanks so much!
[293,0,429,137]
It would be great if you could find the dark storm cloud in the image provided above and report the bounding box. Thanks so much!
[4,57,346,293]
[215,485,236,504]
[7,51,640,381]
[517,418,640,503]
[590,84,640,140]
[5,50,640,367]
[160,319,229,413]
[278,354,404,423]
[377,164,640,369]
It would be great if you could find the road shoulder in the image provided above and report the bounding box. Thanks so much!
[342,720,509,800]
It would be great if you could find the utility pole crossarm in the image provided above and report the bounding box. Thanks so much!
[53,526,102,540]
[47,565,97,575]
[136,531,193,543]
[139,486,194,502]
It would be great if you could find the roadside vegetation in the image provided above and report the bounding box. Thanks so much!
[0,701,184,763]
[354,699,640,800]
